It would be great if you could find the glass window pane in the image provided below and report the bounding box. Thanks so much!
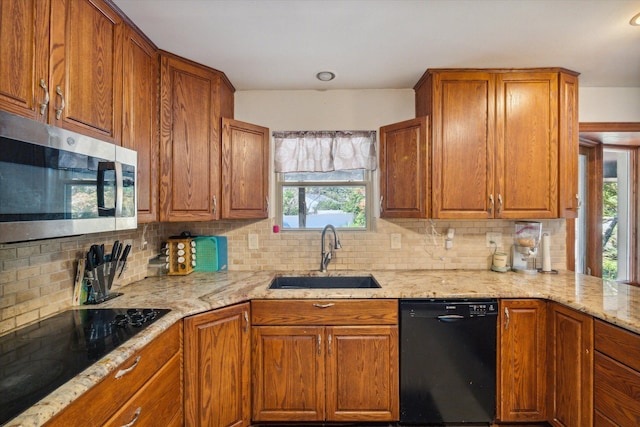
[282,185,366,229]
[602,149,630,281]
[283,170,365,182]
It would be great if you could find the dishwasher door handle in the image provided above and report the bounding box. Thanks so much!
[437,314,465,322]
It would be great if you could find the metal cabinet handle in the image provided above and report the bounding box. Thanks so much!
[504,307,510,330]
[576,194,582,209]
[212,196,217,214]
[54,85,65,120]
[115,356,141,379]
[379,195,384,213]
[265,196,269,214]
[328,334,333,355]
[497,194,503,214]
[120,407,142,427]
[317,334,322,355]
[243,311,249,332]
[313,303,335,309]
[488,194,494,215]
[39,78,49,115]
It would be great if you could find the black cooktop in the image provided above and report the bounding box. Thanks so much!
[0,308,169,425]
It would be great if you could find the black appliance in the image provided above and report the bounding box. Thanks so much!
[0,308,169,425]
[0,110,137,243]
[400,299,498,424]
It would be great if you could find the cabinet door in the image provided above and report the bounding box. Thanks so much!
[159,54,221,221]
[379,117,429,218]
[184,303,251,427]
[221,118,269,219]
[549,303,593,427]
[558,72,579,218]
[431,71,495,219]
[49,0,123,143]
[0,0,50,120]
[498,299,547,422]
[252,326,325,421]
[495,72,558,218]
[122,25,158,223]
[326,326,399,421]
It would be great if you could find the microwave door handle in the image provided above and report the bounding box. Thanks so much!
[97,161,116,217]
[114,161,123,218]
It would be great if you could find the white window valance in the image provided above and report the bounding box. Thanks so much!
[273,130,377,173]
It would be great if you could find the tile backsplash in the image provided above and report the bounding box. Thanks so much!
[0,218,565,335]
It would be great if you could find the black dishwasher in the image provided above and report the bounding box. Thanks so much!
[400,299,498,425]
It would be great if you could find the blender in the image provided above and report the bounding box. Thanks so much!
[511,221,542,274]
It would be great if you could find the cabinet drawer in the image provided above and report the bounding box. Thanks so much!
[104,352,182,427]
[45,321,182,427]
[251,299,398,325]
[595,319,640,371]
[594,352,640,425]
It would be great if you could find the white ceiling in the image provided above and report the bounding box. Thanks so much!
[113,0,640,91]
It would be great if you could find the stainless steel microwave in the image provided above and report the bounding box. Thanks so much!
[0,110,137,243]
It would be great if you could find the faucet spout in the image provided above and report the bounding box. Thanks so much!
[320,224,341,272]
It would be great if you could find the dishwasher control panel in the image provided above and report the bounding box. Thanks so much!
[469,303,497,317]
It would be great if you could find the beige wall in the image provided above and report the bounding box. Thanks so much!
[3,84,637,336]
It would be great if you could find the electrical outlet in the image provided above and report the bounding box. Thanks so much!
[391,233,401,249]
[248,234,259,250]
[486,232,502,247]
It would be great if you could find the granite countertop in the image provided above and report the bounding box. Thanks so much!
[7,269,640,427]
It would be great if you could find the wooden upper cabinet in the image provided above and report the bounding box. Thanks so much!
[498,299,547,422]
[415,68,579,219]
[184,303,251,427]
[558,73,579,218]
[49,0,123,143]
[0,0,50,120]
[159,52,234,222]
[379,117,429,218]
[495,72,558,218]
[221,118,270,219]
[121,24,159,223]
[430,71,495,219]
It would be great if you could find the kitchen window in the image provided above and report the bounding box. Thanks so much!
[577,123,640,284]
[273,130,376,230]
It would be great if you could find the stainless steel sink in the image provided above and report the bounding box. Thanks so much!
[268,275,380,290]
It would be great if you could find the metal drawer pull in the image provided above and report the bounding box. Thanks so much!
[504,307,510,330]
[212,196,217,214]
[115,356,141,379]
[54,85,65,120]
[317,334,322,355]
[313,303,335,309]
[379,195,384,213]
[120,407,142,427]
[243,311,249,332]
[39,78,49,115]
[488,194,494,215]
[497,194,503,214]
[328,334,332,355]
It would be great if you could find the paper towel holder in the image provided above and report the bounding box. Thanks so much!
[538,232,558,274]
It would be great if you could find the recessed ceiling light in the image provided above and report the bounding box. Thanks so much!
[631,12,640,26]
[316,71,336,82]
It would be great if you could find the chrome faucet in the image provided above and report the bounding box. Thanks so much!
[320,224,341,272]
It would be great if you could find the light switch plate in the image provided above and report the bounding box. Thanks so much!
[248,234,259,250]
[391,233,401,249]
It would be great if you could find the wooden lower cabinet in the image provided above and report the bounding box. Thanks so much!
[183,303,251,427]
[45,321,182,427]
[497,299,547,422]
[251,299,399,422]
[548,302,593,427]
[594,319,640,426]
